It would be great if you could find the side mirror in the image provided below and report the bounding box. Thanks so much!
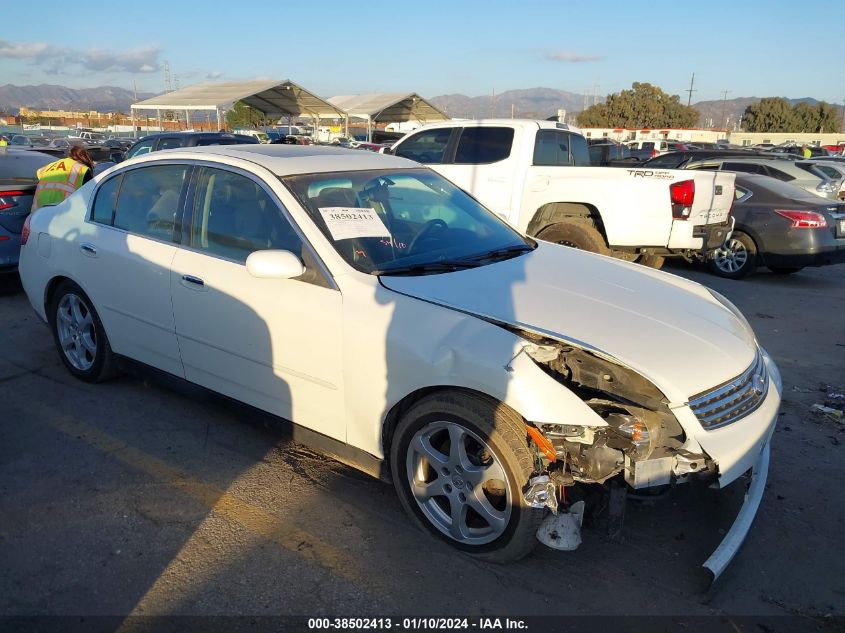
[245,250,305,280]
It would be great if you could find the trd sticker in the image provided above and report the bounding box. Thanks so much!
[625,170,675,180]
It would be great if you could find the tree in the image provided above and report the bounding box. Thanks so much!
[225,101,265,130]
[742,98,841,133]
[576,82,699,128]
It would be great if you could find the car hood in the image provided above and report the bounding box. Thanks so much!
[379,242,757,402]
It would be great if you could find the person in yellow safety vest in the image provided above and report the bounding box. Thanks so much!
[0,137,7,147]
[32,145,94,211]
[802,144,812,158]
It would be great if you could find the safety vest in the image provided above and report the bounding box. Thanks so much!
[0,138,7,147]
[32,158,89,211]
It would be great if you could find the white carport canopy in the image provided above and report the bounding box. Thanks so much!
[129,79,347,133]
[327,93,448,140]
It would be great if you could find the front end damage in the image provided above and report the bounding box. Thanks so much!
[513,333,775,584]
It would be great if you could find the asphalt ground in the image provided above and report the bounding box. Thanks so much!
[1,261,843,628]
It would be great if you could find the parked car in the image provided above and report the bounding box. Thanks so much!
[765,144,829,158]
[18,144,781,578]
[102,138,134,151]
[586,139,634,166]
[642,149,778,170]
[683,156,840,199]
[707,173,845,278]
[625,139,690,159]
[124,132,259,159]
[0,148,54,274]
[798,160,845,200]
[9,134,33,148]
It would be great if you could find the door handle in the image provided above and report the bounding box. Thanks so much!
[79,243,98,257]
[181,274,204,286]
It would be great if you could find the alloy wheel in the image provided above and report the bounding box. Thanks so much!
[406,421,512,545]
[56,293,97,371]
[712,238,748,274]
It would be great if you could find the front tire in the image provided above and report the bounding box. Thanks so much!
[708,231,757,279]
[49,280,117,382]
[390,391,543,563]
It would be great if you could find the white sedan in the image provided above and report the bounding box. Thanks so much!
[19,145,781,578]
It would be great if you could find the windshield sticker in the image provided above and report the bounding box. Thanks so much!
[319,207,391,241]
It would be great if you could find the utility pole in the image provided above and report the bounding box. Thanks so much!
[720,90,731,130]
[491,88,496,118]
[685,73,696,107]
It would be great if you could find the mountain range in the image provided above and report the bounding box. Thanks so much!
[0,84,841,130]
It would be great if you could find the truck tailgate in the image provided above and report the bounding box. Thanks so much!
[687,171,735,226]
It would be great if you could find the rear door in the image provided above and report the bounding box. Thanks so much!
[79,163,189,377]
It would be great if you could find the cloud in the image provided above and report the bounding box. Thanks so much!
[206,70,223,79]
[543,50,604,63]
[0,39,162,74]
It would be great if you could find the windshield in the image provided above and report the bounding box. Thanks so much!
[283,168,533,275]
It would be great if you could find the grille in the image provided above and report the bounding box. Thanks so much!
[689,351,768,430]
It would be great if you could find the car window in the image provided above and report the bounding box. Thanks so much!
[112,164,188,241]
[284,168,531,275]
[646,154,683,168]
[642,142,655,151]
[724,162,764,175]
[157,137,184,151]
[394,128,452,163]
[762,166,794,181]
[570,133,589,166]
[454,127,513,164]
[533,130,577,166]
[91,174,123,225]
[126,139,156,158]
[190,167,303,263]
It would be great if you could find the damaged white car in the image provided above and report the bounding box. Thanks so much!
[19,145,781,582]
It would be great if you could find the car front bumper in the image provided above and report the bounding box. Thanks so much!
[702,439,770,585]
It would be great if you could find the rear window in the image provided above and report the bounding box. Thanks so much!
[157,137,185,151]
[0,151,54,180]
[454,127,514,164]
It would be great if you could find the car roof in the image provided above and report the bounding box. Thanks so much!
[123,143,420,176]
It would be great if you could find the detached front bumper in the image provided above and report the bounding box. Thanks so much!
[702,440,770,584]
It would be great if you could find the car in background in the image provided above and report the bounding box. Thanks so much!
[765,144,829,158]
[707,173,845,278]
[9,135,34,148]
[642,149,776,169]
[0,149,55,274]
[102,138,134,151]
[799,160,845,200]
[124,132,259,159]
[683,156,840,199]
[625,139,691,159]
[586,139,634,166]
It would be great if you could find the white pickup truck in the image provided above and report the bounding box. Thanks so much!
[391,120,735,268]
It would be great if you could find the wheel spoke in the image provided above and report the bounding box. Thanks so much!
[81,333,97,355]
[467,488,507,534]
[465,459,506,488]
[412,434,448,469]
[449,499,469,539]
[69,295,86,326]
[411,479,440,501]
[58,308,73,325]
[60,336,74,351]
[447,424,471,470]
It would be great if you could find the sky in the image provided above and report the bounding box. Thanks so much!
[1,0,842,103]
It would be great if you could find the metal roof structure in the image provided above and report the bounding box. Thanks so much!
[327,93,448,124]
[131,79,345,118]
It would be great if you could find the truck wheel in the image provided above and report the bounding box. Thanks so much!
[708,231,757,279]
[637,254,665,269]
[537,221,610,256]
[390,391,543,563]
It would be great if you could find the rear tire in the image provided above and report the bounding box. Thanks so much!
[390,391,543,563]
[637,254,666,269]
[708,231,757,279]
[537,220,610,256]
[48,280,118,383]
[768,266,803,275]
